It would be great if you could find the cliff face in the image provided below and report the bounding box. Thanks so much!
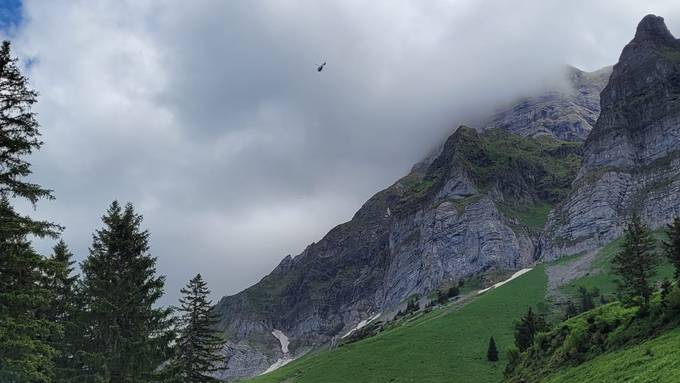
[543,15,680,259]
[484,66,612,142]
[214,126,584,381]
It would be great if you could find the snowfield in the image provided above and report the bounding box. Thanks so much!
[477,268,533,295]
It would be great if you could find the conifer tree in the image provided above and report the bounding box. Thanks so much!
[513,307,546,352]
[564,300,578,319]
[578,286,595,312]
[664,217,680,282]
[44,240,79,379]
[0,40,61,382]
[612,214,659,308]
[171,274,226,382]
[78,201,174,382]
[486,336,499,362]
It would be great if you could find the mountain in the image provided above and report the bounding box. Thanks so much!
[543,14,680,259]
[216,14,680,382]
[214,67,608,380]
[483,65,611,142]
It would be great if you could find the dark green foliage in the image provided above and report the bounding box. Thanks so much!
[513,307,547,352]
[564,300,578,319]
[447,286,460,298]
[170,274,226,382]
[396,298,420,319]
[436,290,448,305]
[664,217,680,282]
[505,291,680,383]
[486,336,499,362]
[612,214,659,308]
[77,201,174,382]
[44,240,80,380]
[660,279,672,307]
[578,286,596,312]
[0,40,61,382]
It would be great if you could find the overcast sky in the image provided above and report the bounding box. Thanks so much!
[2,0,680,305]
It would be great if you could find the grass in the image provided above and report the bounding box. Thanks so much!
[542,327,680,383]
[496,201,553,231]
[560,231,675,299]
[246,266,548,383]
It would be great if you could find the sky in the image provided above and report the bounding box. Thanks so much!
[2,0,680,305]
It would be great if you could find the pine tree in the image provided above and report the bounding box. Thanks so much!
[664,217,680,282]
[0,40,61,382]
[486,336,499,362]
[513,307,546,352]
[564,300,578,319]
[578,286,595,312]
[612,214,659,308]
[44,240,79,380]
[171,274,226,382]
[78,201,174,382]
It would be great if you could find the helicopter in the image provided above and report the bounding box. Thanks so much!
[316,62,326,72]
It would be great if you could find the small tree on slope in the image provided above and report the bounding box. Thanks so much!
[612,214,658,309]
[171,274,226,382]
[664,217,680,283]
[487,336,499,362]
[513,307,546,352]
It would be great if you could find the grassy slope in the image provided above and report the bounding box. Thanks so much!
[543,327,680,383]
[560,230,674,298]
[247,266,548,383]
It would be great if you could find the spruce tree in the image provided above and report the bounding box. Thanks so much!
[486,336,499,362]
[664,217,680,282]
[0,40,61,382]
[513,307,546,352]
[564,300,578,319]
[44,240,79,380]
[612,214,659,308]
[78,201,174,382]
[578,286,595,312]
[171,274,226,382]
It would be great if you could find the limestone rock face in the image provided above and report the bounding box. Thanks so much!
[214,126,582,380]
[484,66,611,142]
[543,15,680,259]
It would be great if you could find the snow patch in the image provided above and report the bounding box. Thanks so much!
[341,312,382,339]
[260,329,293,375]
[477,268,533,295]
[271,329,289,354]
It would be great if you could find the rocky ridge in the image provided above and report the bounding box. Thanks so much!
[543,15,680,259]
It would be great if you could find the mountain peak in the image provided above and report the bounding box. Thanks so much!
[634,14,676,43]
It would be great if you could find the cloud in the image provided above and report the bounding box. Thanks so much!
[9,0,680,304]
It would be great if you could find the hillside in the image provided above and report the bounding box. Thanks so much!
[247,266,548,383]
[542,327,680,383]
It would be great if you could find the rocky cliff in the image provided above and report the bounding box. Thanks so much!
[214,126,584,380]
[484,66,611,142]
[543,15,680,259]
